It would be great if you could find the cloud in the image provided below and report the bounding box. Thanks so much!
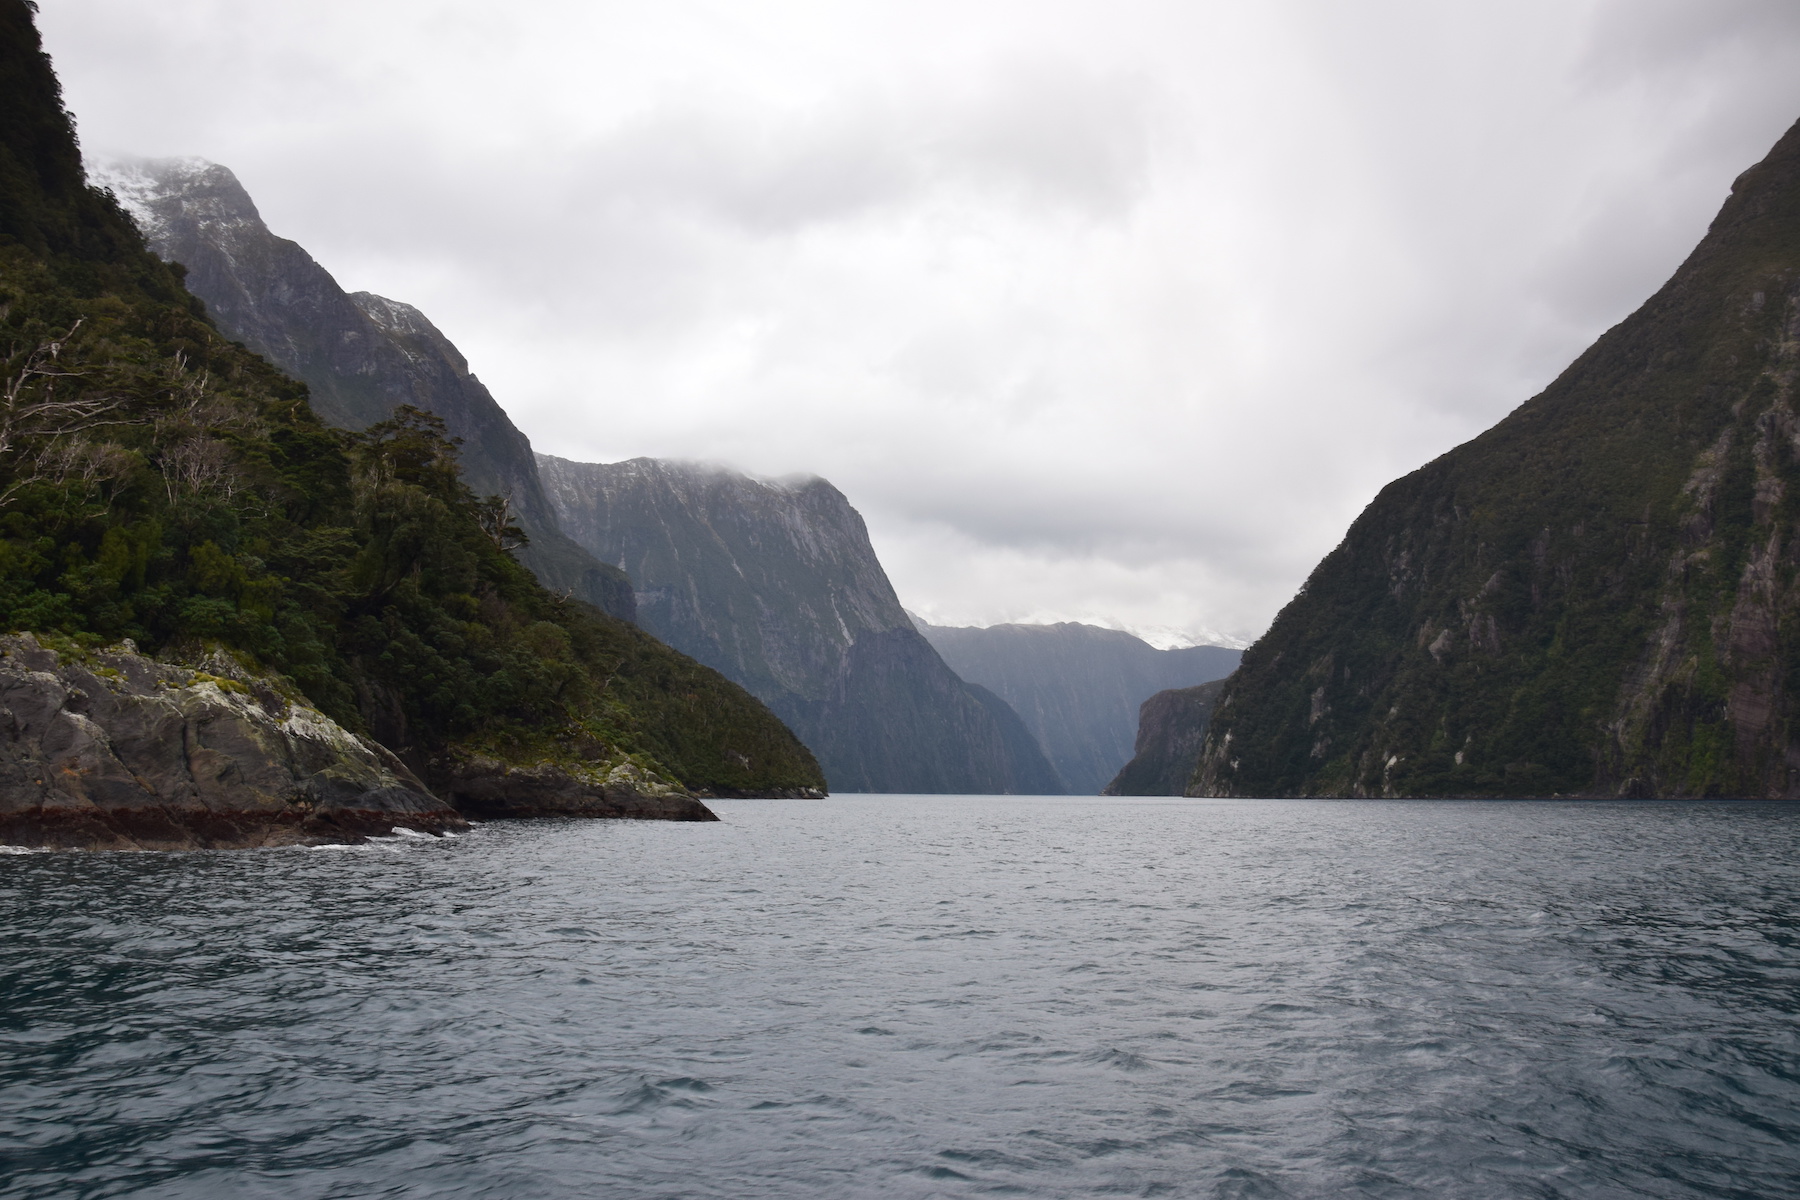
[37,0,1800,640]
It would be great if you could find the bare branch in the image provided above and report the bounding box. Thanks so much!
[0,321,140,507]
[477,492,531,554]
[159,436,239,504]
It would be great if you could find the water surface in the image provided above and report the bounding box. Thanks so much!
[3,797,1797,1198]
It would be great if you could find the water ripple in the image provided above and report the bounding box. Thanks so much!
[2,798,1798,1198]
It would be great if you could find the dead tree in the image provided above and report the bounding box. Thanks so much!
[0,321,133,506]
[477,493,531,554]
[159,436,240,503]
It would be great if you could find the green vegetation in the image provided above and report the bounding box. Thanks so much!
[1198,115,1800,798]
[0,0,823,796]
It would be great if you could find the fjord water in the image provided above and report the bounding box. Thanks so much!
[3,799,1797,1199]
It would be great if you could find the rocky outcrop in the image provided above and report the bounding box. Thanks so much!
[1195,115,1800,799]
[433,754,719,821]
[914,617,1241,794]
[1103,680,1225,796]
[89,156,635,621]
[536,455,1063,794]
[0,635,465,849]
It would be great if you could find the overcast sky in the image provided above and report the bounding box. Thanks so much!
[37,0,1800,645]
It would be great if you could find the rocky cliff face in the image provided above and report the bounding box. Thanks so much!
[1103,680,1225,797]
[537,455,1062,793]
[0,635,465,849]
[914,618,1240,794]
[89,156,635,621]
[1196,116,1800,799]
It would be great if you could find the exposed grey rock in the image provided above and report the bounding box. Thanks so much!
[0,635,465,849]
[1103,680,1226,796]
[914,618,1241,794]
[89,155,635,622]
[536,455,1063,794]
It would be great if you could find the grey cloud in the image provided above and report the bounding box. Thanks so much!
[932,61,1157,218]
[35,0,1800,639]
[1582,0,1800,82]
[548,63,1159,236]
[565,102,921,232]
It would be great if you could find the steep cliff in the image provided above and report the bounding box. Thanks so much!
[0,0,824,845]
[1196,116,1800,799]
[88,156,635,621]
[1103,680,1225,797]
[538,455,1062,793]
[915,617,1241,793]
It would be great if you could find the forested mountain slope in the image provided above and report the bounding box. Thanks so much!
[538,454,1063,794]
[1196,116,1800,799]
[0,0,821,844]
[90,156,635,620]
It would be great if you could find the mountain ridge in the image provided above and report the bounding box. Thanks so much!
[1194,115,1800,799]
[89,155,636,621]
[913,616,1240,793]
[0,0,824,847]
[538,453,1065,794]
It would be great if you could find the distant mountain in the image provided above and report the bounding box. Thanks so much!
[1195,116,1800,799]
[537,455,1063,794]
[1103,681,1225,796]
[912,618,1241,794]
[90,156,635,621]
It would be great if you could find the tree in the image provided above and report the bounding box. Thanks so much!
[0,320,132,506]
[476,492,529,555]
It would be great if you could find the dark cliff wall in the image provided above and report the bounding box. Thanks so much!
[90,157,635,621]
[538,454,1063,794]
[915,618,1240,793]
[1196,116,1800,799]
[1104,680,1225,796]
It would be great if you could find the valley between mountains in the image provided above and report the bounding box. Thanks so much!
[8,0,1800,846]
[0,2,1238,849]
[96,155,1239,806]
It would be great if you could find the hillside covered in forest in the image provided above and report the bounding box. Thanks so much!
[0,0,822,845]
[1195,116,1800,799]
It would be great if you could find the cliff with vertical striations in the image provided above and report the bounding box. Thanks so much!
[1103,680,1225,797]
[537,455,1063,794]
[1196,117,1800,798]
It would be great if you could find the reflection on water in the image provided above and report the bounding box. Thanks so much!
[2,797,1798,1198]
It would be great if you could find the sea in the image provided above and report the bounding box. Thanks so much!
[2,796,1797,1199]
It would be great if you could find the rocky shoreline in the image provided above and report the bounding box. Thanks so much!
[0,635,730,850]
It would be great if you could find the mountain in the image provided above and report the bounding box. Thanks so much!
[913,618,1241,793]
[1195,116,1800,799]
[0,0,823,846]
[88,156,635,622]
[1103,680,1226,796]
[537,455,1064,793]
